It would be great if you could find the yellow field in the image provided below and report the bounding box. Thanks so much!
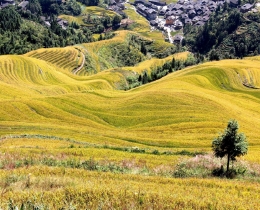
[25,31,146,76]
[58,6,118,26]
[58,15,85,25]
[1,36,260,208]
[0,54,260,150]
[82,6,117,17]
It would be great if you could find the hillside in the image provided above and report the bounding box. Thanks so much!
[0,50,260,207]
[0,52,260,148]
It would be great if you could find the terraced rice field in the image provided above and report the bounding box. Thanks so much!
[123,51,188,74]
[25,47,84,74]
[82,6,117,17]
[58,6,118,27]
[58,15,86,26]
[0,42,260,208]
[0,54,259,152]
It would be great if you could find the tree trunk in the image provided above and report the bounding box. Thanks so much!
[227,153,230,173]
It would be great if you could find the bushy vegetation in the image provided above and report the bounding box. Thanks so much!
[173,154,259,179]
[38,0,89,14]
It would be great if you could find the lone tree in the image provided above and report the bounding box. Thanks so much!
[212,119,248,174]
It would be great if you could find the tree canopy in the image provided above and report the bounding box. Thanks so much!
[212,119,248,174]
[0,6,22,31]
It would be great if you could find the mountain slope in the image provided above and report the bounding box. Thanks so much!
[0,54,259,148]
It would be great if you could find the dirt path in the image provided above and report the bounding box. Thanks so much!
[73,52,85,75]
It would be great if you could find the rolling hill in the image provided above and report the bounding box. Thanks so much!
[0,36,260,208]
[0,48,260,149]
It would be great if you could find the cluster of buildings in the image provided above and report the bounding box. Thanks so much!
[108,0,126,16]
[133,0,165,20]
[132,0,256,43]
[40,16,69,29]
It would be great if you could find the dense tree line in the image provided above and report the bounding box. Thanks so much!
[76,0,100,6]
[126,53,201,90]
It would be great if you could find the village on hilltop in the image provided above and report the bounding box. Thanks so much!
[133,0,257,43]
[109,0,257,44]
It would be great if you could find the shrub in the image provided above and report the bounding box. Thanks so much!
[130,147,145,153]
[212,166,225,177]
[152,150,159,155]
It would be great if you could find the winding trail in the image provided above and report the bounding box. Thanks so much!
[72,52,85,75]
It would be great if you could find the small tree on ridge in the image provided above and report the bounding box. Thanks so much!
[212,119,248,175]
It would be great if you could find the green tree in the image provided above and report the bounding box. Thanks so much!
[28,0,42,15]
[171,57,175,69]
[112,15,122,26]
[212,120,248,174]
[0,6,22,31]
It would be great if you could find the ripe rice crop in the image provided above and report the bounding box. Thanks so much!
[0,40,260,208]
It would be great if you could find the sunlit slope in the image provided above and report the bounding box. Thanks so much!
[0,56,259,149]
[128,58,260,145]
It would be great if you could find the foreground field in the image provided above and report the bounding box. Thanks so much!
[0,44,260,208]
[1,166,260,209]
